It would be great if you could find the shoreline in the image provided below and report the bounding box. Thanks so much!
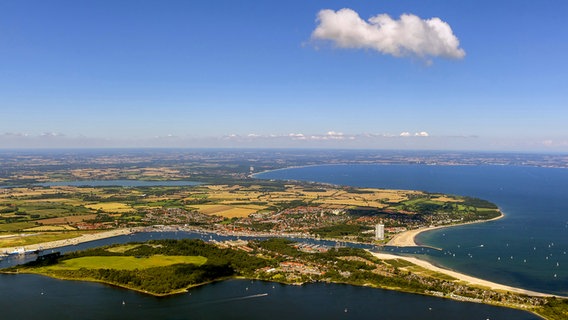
[1,224,564,301]
[251,163,346,188]
[367,250,557,298]
[387,211,505,247]
[0,192,552,301]
[0,229,133,255]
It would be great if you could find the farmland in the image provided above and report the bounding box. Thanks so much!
[0,180,500,248]
[42,255,207,271]
[0,150,502,249]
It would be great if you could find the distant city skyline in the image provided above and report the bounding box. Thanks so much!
[1,1,567,151]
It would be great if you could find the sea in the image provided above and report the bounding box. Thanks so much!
[257,164,568,296]
[2,164,567,319]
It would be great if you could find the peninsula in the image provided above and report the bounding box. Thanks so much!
[1,182,501,253]
[4,238,567,319]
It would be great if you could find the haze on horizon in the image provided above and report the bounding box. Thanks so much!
[1,1,567,152]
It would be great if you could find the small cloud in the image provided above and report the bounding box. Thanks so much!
[400,131,429,137]
[541,139,568,147]
[40,132,64,137]
[154,134,178,139]
[311,8,465,61]
[222,134,239,140]
[289,133,306,140]
[326,131,345,140]
[2,132,29,137]
[309,135,324,141]
[542,140,554,146]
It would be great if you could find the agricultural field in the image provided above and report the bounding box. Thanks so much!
[36,214,98,226]
[24,225,77,231]
[0,181,500,247]
[84,202,135,213]
[1,183,429,229]
[44,255,207,271]
[189,204,260,218]
[67,167,183,181]
[0,231,89,248]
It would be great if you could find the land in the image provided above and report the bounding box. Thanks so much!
[1,149,567,319]
[387,214,504,247]
[1,149,568,189]
[369,251,547,297]
[4,238,567,319]
[0,229,132,254]
[0,182,501,253]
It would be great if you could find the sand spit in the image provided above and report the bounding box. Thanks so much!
[369,251,556,298]
[0,229,133,254]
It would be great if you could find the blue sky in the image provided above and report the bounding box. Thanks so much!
[1,0,567,151]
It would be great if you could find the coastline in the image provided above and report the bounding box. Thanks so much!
[0,197,555,302]
[0,228,133,255]
[367,250,556,298]
[387,211,505,247]
[251,164,345,187]
[2,225,564,306]
[251,163,329,178]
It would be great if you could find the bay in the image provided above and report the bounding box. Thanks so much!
[0,275,538,320]
[257,164,568,295]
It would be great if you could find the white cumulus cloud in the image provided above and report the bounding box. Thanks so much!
[400,131,430,137]
[311,8,465,60]
[289,133,306,140]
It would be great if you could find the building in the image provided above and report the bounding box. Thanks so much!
[375,224,384,240]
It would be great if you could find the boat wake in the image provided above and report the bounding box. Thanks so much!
[191,293,269,306]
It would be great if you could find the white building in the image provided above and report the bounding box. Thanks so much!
[375,224,384,240]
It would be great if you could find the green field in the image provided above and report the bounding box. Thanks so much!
[0,222,38,232]
[0,231,87,247]
[43,255,207,271]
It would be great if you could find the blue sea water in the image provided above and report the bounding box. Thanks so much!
[0,230,541,319]
[257,164,568,296]
[0,275,538,320]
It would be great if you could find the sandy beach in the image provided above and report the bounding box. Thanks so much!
[368,251,555,297]
[379,212,566,298]
[387,213,505,247]
[0,228,133,254]
[387,225,448,247]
